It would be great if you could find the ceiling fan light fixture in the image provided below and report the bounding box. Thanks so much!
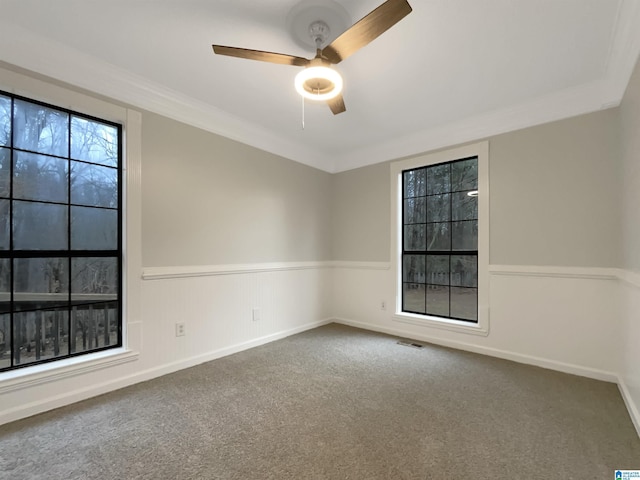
[295,65,343,101]
[213,0,413,115]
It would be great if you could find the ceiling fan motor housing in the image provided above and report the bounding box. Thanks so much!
[286,0,351,51]
[309,21,330,48]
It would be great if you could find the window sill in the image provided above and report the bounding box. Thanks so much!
[393,312,489,336]
[0,349,139,394]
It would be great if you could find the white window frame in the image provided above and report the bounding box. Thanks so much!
[390,141,490,336]
[0,66,141,388]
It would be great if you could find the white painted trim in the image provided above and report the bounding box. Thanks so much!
[0,66,145,390]
[0,319,331,426]
[331,81,612,173]
[142,261,391,280]
[601,0,640,107]
[489,265,640,289]
[618,376,640,438]
[489,264,619,280]
[616,269,640,289]
[0,350,139,395]
[393,312,489,337]
[148,262,634,283]
[333,317,618,383]
[142,261,332,280]
[389,142,490,336]
[330,261,391,270]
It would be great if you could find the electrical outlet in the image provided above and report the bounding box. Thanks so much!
[175,322,186,337]
[381,300,387,311]
[252,308,260,322]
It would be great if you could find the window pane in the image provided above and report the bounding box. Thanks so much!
[451,192,477,221]
[426,285,449,317]
[0,147,9,197]
[426,255,449,286]
[13,151,68,203]
[0,95,10,147]
[0,200,8,250]
[13,309,69,366]
[71,257,118,303]
[402,158,479,323]
[404,224,425,251]
[427,194,450,222]
[0,313,9,369]
[1,92,122,371]
[451,158,478,192]
[403,283,425,313]
[403,169,425,198]
[13,100,68,157]
[426,223,450,251]
[13,257,69,311]
[71,161,117,208]
[71,206,117,250]
[13,201,68,250]
[0,258,9,313]
[71,117,118,167]
[404,197,425,224]
[451,287,477,321]
[451,255,478,287]
[403,254,425,283]
[427,163,450,195]
[71,302,117,354]
[452,221,478,251]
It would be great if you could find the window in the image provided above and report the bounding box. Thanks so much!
[391,142,489,335]
[0,90,122,372]
[402,157,478,321]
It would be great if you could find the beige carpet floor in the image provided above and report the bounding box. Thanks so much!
[1,323,639,479]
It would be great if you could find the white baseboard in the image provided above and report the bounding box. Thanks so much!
[333,317,618,383]
[617,376,640,438]
[0,318,332,426]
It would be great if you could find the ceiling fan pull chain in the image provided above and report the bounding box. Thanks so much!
[302,95,305,130]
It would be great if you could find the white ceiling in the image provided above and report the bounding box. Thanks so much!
[1,0,639,173]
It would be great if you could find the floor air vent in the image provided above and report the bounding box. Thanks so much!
[397,340,424,349]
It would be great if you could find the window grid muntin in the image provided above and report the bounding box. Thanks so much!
[0,89,122,372]
[401,157,478,323]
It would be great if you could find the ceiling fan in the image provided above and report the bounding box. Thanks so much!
[212,0,412,115]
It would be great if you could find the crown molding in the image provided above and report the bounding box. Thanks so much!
[0,23,328,172]
[329,80,609,172]
[601,0,640,106]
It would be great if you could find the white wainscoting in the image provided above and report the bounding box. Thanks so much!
[0,263,333,426]
[332,261,639,436]
[334,263,618,378]
[2,261,638,436]
[618,270,640,436]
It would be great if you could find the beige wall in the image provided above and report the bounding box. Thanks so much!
[621,57,640,273]
[331,109,621,268]
[141,112,333,267]
[619,54,640,434]
[331,162,390,261]
[489,109,620,267]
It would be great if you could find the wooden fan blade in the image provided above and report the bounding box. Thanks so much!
[327,94,346,115]
[322,0,412,64]
[212,45,310,67]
